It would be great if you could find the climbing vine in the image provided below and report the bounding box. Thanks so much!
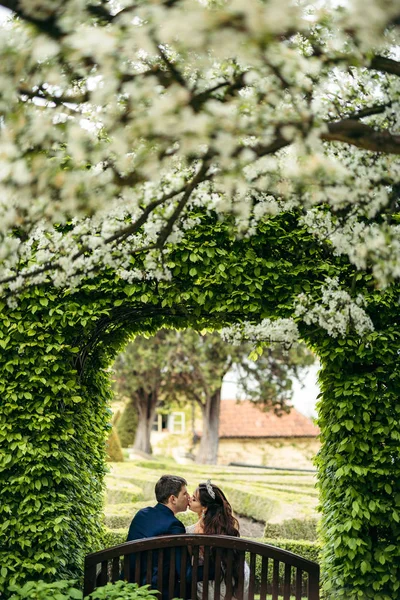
[1,212,399,599]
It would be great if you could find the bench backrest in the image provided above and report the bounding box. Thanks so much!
[84,534,319,600]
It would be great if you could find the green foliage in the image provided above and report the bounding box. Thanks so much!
[105,479,143,505]
[264,518,318,541]
[7,581,159,600]
[116,398,138,448]
[261,538,320,563]
[1,211,400,600]
[0,289,111,591]
[176,511,198,527]
[219,485,278,523]
[8,580,82,600]
[104,504,136,529]
[106,428,124,462]
[100,528,127,549]
[86,582,159,600]
[312,285,400,600]
[108,461,319,525]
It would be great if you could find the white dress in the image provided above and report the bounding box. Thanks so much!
[186,524,250,600]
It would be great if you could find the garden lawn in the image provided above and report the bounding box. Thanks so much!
[104,458,319,535]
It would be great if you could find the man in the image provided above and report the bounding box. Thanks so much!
[126,474,191,598]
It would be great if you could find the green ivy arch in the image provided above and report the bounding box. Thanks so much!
[1,213,399,600]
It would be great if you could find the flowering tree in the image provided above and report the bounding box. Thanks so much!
[0,0,399,303]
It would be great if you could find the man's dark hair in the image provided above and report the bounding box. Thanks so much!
[155,474,187,504]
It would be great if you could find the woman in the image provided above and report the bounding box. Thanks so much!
[187,480,249,600]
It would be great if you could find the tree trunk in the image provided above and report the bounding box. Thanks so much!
[133,388,158,454]
[196,388,221,464]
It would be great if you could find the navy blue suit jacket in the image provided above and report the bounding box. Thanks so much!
[126,503,190,599]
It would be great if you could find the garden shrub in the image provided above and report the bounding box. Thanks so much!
[106,428,124,462]
[87,582,159,600]
[101,528,127,549]
[105,479,143,504]
[264,518,318,541]
[132,461,170,470]
[104,501,154,529]
[117,399,138,448]
[260,538,320,563]
[176,510,198,527]
[7,581,160,600]
[115,476,158,501]
[0,289,111,590]
[112,410,121,427]
[221,485,278,522]
[7,580,83,600]
[104,506,135,529]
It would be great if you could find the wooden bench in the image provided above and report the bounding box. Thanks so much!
[84,534,319,600]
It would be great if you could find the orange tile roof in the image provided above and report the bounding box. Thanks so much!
[218,400,319,438]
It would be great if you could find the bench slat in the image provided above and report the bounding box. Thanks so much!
[191,545,199,600]
[111,557,120,583]
[168,547,176,598]
[236,551,245,600]
[135,552,141,584]
[296,568,303,600]
[272,559,279,600]
[213,547,222,600]
[284,563,291,600]
[247,553,256,600]
[157,548,164,593]
[179,544,187,599]
[146,550,152,585]
[123,555,130,581]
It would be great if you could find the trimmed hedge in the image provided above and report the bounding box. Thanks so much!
[221,485,278,522]
[264,518,318,541]
[106,428,124,463]
[106,479,143,505]
[117,399,138,449]
[104,504,136,529]
[260,538,320,563]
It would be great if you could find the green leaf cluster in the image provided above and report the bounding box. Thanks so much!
[7,580,159,600]
[313,286,400,600]
[1,211,400,599]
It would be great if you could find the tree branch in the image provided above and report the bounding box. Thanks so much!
[369,55,400,77]
[343,103,392,121]
[155,159,211,249]
[322,119,400,154]
[0,0,64,38]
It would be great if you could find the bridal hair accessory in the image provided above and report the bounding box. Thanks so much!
[206,479,215,499]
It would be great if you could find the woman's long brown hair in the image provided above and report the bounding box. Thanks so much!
[197,482,241,591]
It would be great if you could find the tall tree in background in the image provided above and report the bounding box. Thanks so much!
[114,328,313,462]
[113,330,176,454]
[166,331,313,464]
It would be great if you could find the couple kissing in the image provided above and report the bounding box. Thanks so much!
[126,474,250,599]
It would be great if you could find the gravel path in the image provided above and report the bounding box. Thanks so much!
[237,515,265,538]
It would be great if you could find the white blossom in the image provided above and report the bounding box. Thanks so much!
[295,277,374,337]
